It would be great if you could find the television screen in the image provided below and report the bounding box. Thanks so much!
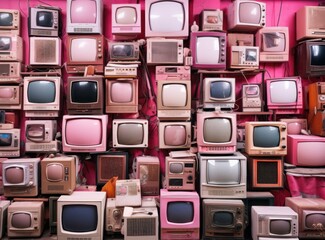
[164,125,186,146]
[253,126,280,148]
[62,205,97,232]
[4,166,24,184]
[0,37,10,50]
[203,118,232,143]
[167,202,194,223]
[310,45,325,66]
[110,82,132,103]
[213,211,234,226]
[46,163,64,181]
[115,6,136,24]
[36,11,53,27]
[210,81,232,99]
[11,213,32,228]
[71,81,97,103]
[0,133,11,146]
[270,219,291,235]
[196,37,220,64]
[111,44,134,58]
[162,84,187,107]
[70,38,97,61]
[0,12,13,26]
[207,160,240,185]
[305,213,325,229]
[239,2,262,24]
[270,81,297,103]
[263,32,286,51]
[117,123,144,145]
[70,0,97,23]
[27,80,55,103]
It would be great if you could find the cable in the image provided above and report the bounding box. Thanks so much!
[277,0,283,26]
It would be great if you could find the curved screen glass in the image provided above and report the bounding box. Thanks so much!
[203,118,231,143]
[253,126,280,147]
[71,81,98,103]
[270,80,297,103]
[310,45,325,66]
[0,133,12,146]
[116,7,137,24]
[207,160,240,185]
[62,205,98,232]
[0,37,11,50]
[27,80,56,103]
[213,211,234,227]
[0,12,13,26]
[36,11,53,27]
[239,2,261,24]
[12,213,31,228]
[210,81,231,99]
[167,201,194,223]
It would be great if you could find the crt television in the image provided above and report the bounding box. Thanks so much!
[111,4,141,36]
[0,128,20,158]
[0,84,22,110]
[145,0,189,38]
[0,9,20,34]
[0,33,23,62]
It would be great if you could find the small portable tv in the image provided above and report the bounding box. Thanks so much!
[202,199,245,239]
[111,4,141,37]
[105,78,138,113]
[57,191,106,240]
[227,0,266,32]
[62,115,108,153]
[147,38,184,65]
[29,6,61,37]
[190,31,226,70]
[145,0,189,38]
[108,41,139,62]
[0,9,20,34]
[286,197,325,239]
[202,77,236,109]
[66,34,105,74]
[0,84,22,110]
[160,189,200,240]
[23,76,61,117]
[2,158,40,197]
[112,119,148,148]
[251,206,298,240]
[66,0,103,34]
[200,9,223,31]
[296,6,325,41]
[280,118,308,135]
[245,121,287,156]
[67,76,104,114]
[158,121,191,149]
[0,33,23,62]
[0,128,20,157]
[256,26,289,62]
[29,36,61,66]
[242,84,262,112]
[199,152,247,199]
[25,120,59,152]
[229,45,259,69]
[0,62,23,83]
[266,76,303,114]
[97,152,128,185]
[0,200,10,238]
[41,156,77,195]
[157,79,191,120]
[196,110,237,154]
[7,201,44,238]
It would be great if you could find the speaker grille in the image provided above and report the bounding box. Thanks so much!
[34,39,57,63]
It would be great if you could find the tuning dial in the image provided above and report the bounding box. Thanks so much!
[113,209,121,220]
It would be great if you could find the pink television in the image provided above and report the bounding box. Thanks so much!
[160,189,200,240]
[145,0,189,38]
[111,4,141,36]
[62,115,108,153]
[266,76,303,114]
[66,0,103,34]
[0,85,22,110]
[0,33,23,62]
[196,110,237,154]
[190,31,226,70]
[0,9,20,34]
[286,134,325,167]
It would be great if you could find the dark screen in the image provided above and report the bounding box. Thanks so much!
[253,126,280,148]
[27,80,55,103]
[210,81,232,99]
[257,161,278,184]
[71,81,98,103]
[0,133,11,146]
[310,45,325,66]
[245,49,257,61]
[0,37,11,51]
[167,202,194,223]
[36,11,54,27]
[112,45,133,57]
[62,205,98,232]
[0,12,13,26]
[213,211,234,226]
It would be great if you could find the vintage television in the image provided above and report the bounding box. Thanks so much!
[158,121,191,149]
[66,34,105,74]
[7,201,44,238]
[62,115,108,153]
[160,189,200,240]
[229,45,259,69]
[0,200,10,238]
[23,76,61,117]
[111,4,141,37]
[145,0,189,38]
[147,38,183,65]
[242,84,262,112]
[157,79,191,120]
[196,110,237,154]
[67,76,104,114]
[251,206,298,240]
[112,119,148,148]
[309,81,325,111]
[286,134,325,167]
[66,0,103,34]
[41,156,78,195]
[105,78,138,113]
[97,152,128,185]
[256,26,289,62]
[245,121,287,156]
[0,33,22,62]
[165,156,196,191]
[0,84,22,110]
[296,40,325,78]
[266,76,303,114]
[2,158,40,197]
[49,196,59,234]
[280,118,308,135]
[296,6,325,41]
[190,31,226,70]
[202,199,245,239]
[108,41,139,62]
[202,77,236,109]
[200,9,223,31]
[286,197,325,239]
[199,152,247,199]
[28,6,61,37]
[29,36,61,66]
[227,0,266,32]
[0,9,20,34]
[57,191,106,240]
[135,156,160,196]
[247,156,284,190]
[0,128,20,157]
[0,62,23,83]
[25,120,59,152]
